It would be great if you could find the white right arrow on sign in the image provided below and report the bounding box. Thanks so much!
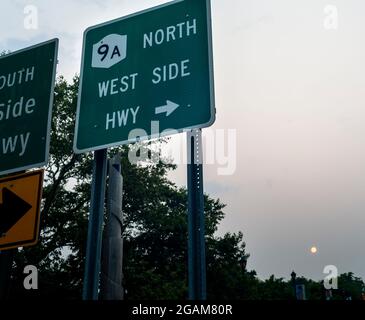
[155,100,180,117]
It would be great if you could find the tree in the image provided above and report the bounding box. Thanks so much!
[257,275,294,300]
[332,273,365,300]
[10,75,89,299]
[206,232,253,299]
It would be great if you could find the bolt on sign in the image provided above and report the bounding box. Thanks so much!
[74,0,215,153]
[0,39,58,175]
[0,170,43,251]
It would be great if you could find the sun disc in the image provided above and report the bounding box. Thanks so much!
[310,246,318,254]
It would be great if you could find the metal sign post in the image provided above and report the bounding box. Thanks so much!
[82,149,108,300]
[187,129,207,300]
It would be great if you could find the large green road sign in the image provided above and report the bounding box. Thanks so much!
[74,0,215,153]
[0,39,58,175]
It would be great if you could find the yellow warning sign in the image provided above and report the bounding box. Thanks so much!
[0,170,43,251]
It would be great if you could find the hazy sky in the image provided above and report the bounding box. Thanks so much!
[1,0,365,282]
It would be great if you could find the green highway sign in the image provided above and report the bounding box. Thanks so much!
[0,39,58,175]
[74,0,215,153]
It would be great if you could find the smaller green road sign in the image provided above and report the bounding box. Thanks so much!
[74,0,215,153]
[0,39,58,176]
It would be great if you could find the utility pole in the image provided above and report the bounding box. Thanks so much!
[100,154,124,300]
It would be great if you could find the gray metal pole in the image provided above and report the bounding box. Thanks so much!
[100,154,124,300]
[82,149,108,300]
[187,129,207,300]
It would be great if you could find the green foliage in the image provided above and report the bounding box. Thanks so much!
[257,275,294,300]
[331,273,365,300]
[206,232,250,299]
[10,76,91,299]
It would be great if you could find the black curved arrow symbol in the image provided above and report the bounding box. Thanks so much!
[0,188,32,237]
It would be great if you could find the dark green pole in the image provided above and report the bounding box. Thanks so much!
[187,129,207,300]
[83,149,108,300]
